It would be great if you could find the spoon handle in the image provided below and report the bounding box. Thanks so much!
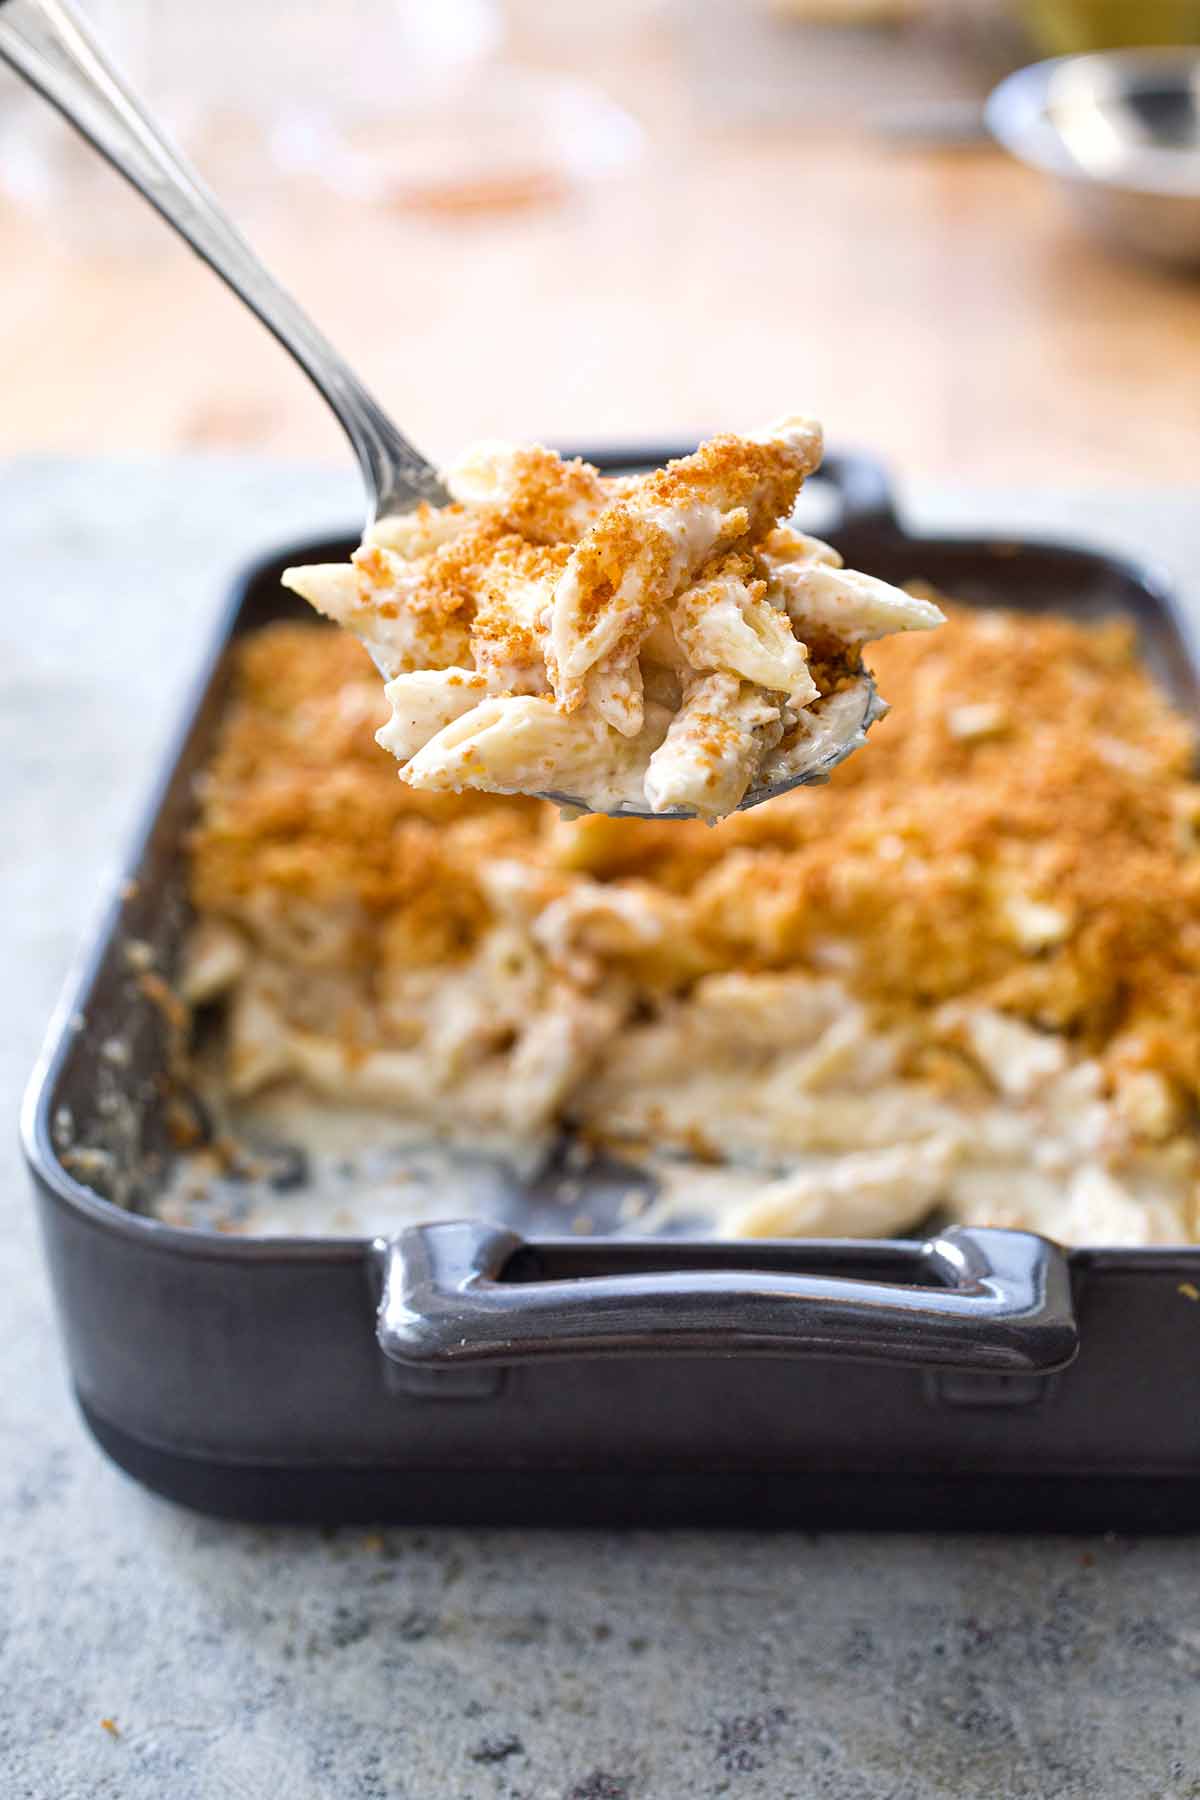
[0,0,446,520]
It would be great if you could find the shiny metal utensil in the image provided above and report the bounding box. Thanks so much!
[987,50,1200,268]
[0,0,879,821]
[0,0,447,523]
[537,672,882,820]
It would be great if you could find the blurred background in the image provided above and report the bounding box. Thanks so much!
[1,0,1198,485]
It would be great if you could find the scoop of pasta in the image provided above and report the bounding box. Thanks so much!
[283,420,943,821]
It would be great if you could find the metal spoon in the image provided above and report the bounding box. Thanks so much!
[0,0,878,820]
[539,672,882,820]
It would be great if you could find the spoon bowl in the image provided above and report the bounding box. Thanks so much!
[536,673,882,821]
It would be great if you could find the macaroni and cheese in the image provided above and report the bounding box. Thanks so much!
[281,422,942,820]
[180,598,1200,1246]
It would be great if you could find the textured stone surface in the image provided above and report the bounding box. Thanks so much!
[3,457,1200,1800]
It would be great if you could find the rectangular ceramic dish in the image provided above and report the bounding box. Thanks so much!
[23,449,1200,1528]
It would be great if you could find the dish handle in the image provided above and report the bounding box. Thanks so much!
[373,1222,1077,1374]
[816,449,902,534]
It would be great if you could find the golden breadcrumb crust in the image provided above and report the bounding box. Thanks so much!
[189,603,1200,1102]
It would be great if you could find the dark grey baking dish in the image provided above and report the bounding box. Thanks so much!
[22,448,1200,1529]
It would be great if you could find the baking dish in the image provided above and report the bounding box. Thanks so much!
[22,447,1200,1529]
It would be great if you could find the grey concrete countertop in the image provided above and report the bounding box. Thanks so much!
[4,457,1200,1800]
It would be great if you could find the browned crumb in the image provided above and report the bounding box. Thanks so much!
[471,538,572,674]
[482,446,609,545]
[639,430,818,540]
[548,435,821,705]
[139,972,189,1038]
[188,602,1200,1106]
[315,436,827,720]
[335,450,617,684]
[163,1094,205,1150]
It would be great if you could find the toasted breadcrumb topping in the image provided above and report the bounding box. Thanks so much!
[189,602,1200,1106]
[279,424,936,817]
